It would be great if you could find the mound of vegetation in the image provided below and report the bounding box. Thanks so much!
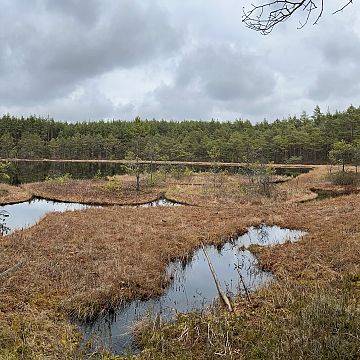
[328,171,360,186]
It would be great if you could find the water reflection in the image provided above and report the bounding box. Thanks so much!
[80,225,307,354]
[0,197,183,235]
[0,210,10,236]
[6,161,310,185]
[0,199,91,235]
[139,198,182,207]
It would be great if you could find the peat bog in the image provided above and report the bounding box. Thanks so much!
[81,225,306,355]
[0,164,358,359]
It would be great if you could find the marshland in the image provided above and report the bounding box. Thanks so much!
[0,110,359,360]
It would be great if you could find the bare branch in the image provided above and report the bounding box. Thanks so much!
[242,0,354,34]
[333,0,353,14]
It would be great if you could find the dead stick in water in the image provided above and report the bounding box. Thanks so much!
[202,244,233,312]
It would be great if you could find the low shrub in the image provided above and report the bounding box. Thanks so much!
[328,171,360,186]
[93,169,103,180]
[285,155,303,164]
[171,166,193,180]
[0,189,9,197]
[104,178,122,192]
[0,162,11,183]
[145,170,166,187]
[45,173,73,185]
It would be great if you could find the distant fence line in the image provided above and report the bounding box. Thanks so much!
[0,158,318,169]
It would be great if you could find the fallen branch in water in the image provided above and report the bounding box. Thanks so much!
[235,262,252,303]
[202,244,233,312]
[0,260,24,280]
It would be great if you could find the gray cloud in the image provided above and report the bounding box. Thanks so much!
[308,26,360,101]
[179,44,276,101]
[0,0,183,106]
[0,0,360,122]
[133,43,277,120]
[309,67,360,101]
[44,0,102,25]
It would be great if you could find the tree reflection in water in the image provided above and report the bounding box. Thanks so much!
[0,210,10,236]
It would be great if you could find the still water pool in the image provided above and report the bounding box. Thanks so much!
[0,197,181,235]
[80,225,306,354]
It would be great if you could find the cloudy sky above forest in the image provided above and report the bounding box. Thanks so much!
[1,0,359,123]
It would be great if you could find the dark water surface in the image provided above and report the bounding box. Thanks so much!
[80,225,307,355]
[4,161,310,184]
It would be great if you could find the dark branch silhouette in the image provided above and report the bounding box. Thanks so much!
[242,0,353,35]
[0,210,10,236]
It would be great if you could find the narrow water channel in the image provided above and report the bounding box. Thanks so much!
[0,197,182,235]
[81,225,306,355]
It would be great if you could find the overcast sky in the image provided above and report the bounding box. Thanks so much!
[0,0,359,123]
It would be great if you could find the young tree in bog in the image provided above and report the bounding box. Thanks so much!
[126,117,151,190]
[144,137,160,185]
[125,150,142,192]
[353,141,360,173]
[329,141,354,172]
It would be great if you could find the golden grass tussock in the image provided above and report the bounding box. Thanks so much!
[23,177,164,205]
[165,172,292,208]
[0,183,32,205]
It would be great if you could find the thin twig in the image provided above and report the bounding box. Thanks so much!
[235,262,252,303]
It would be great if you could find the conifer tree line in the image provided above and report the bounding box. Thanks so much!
[1,105,360,165]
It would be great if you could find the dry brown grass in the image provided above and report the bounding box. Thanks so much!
[0,166,359,358]
[279,165,360,202]
[0,203,268,358]
[0,205,264,318]
[136,192,360,359]
[21,171,293,208]
[256,194,360,282]
[0,183,32,205]
[165,172,290,208]
[276,165,329,202]
[15,166,322,209]
[23,177,165,205]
